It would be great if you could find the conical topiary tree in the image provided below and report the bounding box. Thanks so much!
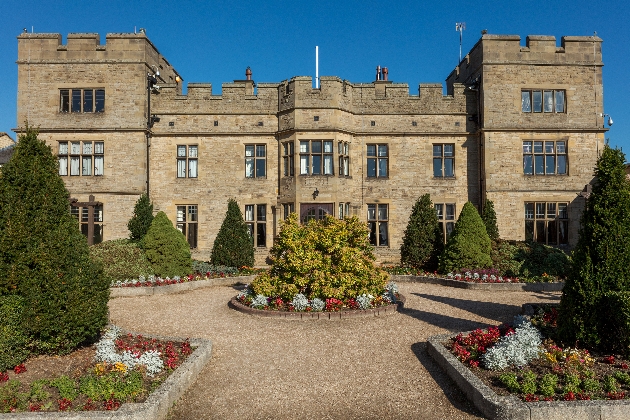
[558,145,630,353]
[482,198,500,241]
[127,193,154,244]
[0,126,109,356]
[400,194,442,270]
[438,201,492,273]
[210,199,254,268]
[143,211,192,277]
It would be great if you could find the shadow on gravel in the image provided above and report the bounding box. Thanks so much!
[411,342,483,418]
[412,293,522,322]
[398,307,491,332]
[529,291,562,301]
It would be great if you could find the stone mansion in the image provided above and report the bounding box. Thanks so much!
[15,32,607,264]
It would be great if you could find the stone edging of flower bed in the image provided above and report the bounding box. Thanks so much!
[228,294,405,320]
[0,331,213,420]
[427,332,630,420]
[109,275,257,298]
[390,275,564,292]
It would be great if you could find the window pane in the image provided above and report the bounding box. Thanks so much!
[83,89,93,112]
[245,145,254,157]
[94,156,104,176]
[521,91,531,112]
[323,155,333,175]
[378,204,388,220]
[95,90,105,112]
[59,156,68,176]
[532,90,542,112]
[378,145,388,157]
[246,223,254,239]
[525,220,534,241]
[555,91,565,113]
[189,159,198,178]
[378,158,387,177]
[559,154,569,173]
[339,203,343,219]
[446,204,455,220]
[72,89,82,112]
[289,142,294,155]
[367,204,376,220]
[444,144,454,157]
[94,142,104,154]
[94,205,103,222]
[446,222,455,238]
[177,159,187,178]
[59,142,68,155]
[70,157,80,175]
[60,90,69,112]
[368,222,377,245]
[257,205,266,221]
[523,141,532,153]
[93,224,103,245]
[300,155,309,174]
[256,145,265,157]
[312,155,321,174]
[536,203,545,218]
[344,203,349,217]
[177,206,186,222]
[255,159,265,177]
[245,158,254,178]
[367,158,376,177]
[558,203,568,219]
[536,220,546,243]
[283,143,288,156]
[290,156,295,176]
[189,146,198,157]
[257,223,266,247]
[176,222,186,236]
[524,203,534,219]
[188,223,198,249]
[547,203,556,217]
[81,207,89,222]
[344,157,349,176]
[545,141,554,153]
[433,158,443,177]
[545,155,555,174]
[83,142,92,154]
[379,222,388,246]
[344,143,349,155]
[71,142,81,154]
[283,156,289,176]
[177,145,186,157]
[188,205,198,222]
[524,155,533,175]
[338,142,343,154]
[82,156,92,175]
[556,141,566,153]
[433,145,442,157]
[544,91,553,112]
[367,145,376,156]
[300,141,309,153]
[559,220,569,244]
[324,141,333,153]
[444,158,454,177]
[311,141,322,153]
[435,204,443,219]
[245,205,254,221]
[535,155,544,175]
[533,141,543,153]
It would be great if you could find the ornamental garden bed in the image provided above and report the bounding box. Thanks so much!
[427,305,630,420]
[0,327,212,418]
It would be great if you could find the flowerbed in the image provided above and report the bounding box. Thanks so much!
[235,282,400,312]
[0,327,193,413]
[111,266,264,288]
[445,305,630,402]
[381,265,565,284]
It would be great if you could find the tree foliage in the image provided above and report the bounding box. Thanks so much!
[210,199,254,268]
[0,126,109,356]
[400,194,442,269]
[558,145,630,353]
[482,199,500,241]
[438,201,492,273]
[143,211,192,277]
[251,214,388,300]
[127,193,154,244]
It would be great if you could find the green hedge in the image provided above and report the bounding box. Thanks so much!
[0,295,30,370]
[90,239,153,282]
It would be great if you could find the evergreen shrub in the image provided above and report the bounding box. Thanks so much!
[558,145,630,352]
[127,194,154,244]
[0,126,109,355]
[0,295,29,370]
[400,194,443,270]
[250,214,388,300]
[90,239,153,282]
[482,199,500,241]
[210,199,254,268]
[438,201,492,273]
[143,211,192,277]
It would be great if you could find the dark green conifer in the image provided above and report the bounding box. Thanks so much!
[127,193,154,244]
[143,211,192,277]
[210,199,254,268]
[438,201,492,273]
[558,145,630,353]
[0,126,109,355]
[400,194,442,269]
[482,199,500,241]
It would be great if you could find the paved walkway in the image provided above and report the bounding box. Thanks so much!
[107,282,561,420]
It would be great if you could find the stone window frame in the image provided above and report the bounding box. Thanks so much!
[435,203,456,243]
[58,141,104,177]
[282,142,294,177]
[523,140,567,176]
[525,201,569,246]
[338,141,350,177]
[245,204,267,247]
[338,202,350,219]
[176,205,198,249]
[245,144,266,178]
[521,89,565,113]
[367,203,389,246]
[366,144,388,178]
[59,88,105,113]
[433,144,455,178]
[282,203,295,220]
[299,140,334,176]
[177,145,198,178]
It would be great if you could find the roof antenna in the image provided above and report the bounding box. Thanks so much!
[456,22,466,62]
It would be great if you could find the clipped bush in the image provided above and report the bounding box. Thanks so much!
[0,126,109,355]
[598,291,630,356]
[400,194,443,270]
[481,199,499,241]
[250,213,388,300]
[438,201,492,273]
[558,145,630,351]
[90,239,153,282]
[491,240,571,279]
[210,199,254,268]
[0,295,30,371]
[143,211,192,278]
[127,194,154,244]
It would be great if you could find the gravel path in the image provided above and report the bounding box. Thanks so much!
[107,282,561,420]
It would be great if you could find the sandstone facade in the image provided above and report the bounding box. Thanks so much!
[15,32,607,264]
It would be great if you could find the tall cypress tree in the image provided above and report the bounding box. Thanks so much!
[127,193,154,244]
[481,199,500,241]
[0,126,109,355]
[558,145,630,351]
[210,199,254,268]
[400,194,442,269]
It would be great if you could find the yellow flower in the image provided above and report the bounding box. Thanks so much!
[114,362,128,373]
[94,362,107,376]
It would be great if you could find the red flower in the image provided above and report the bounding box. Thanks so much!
[58,398,72,411]
[29,402,42,412]
[523,394,539,402]
[564,392,576,401]
[576,393,591,400]
[13,364,26,374]
[0,372,8,382]
[605,355,615,364]
[608,391,626,400]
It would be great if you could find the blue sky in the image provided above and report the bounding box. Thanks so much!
[1,0,628,155]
